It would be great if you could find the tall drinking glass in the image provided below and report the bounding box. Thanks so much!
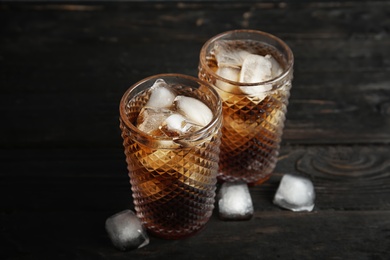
[198,30,294,184]
[119,74,222,239]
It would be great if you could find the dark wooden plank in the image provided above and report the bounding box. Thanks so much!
[1,1,390,147]
[1,1,390,259]
[2,145,390,212]
[1,210,389,259]
[274,145,390,210]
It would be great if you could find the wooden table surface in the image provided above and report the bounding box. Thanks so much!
[1,1,390,259]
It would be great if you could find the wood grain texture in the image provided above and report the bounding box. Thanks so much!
[1,1,390,147]
[2,146,389,211]
[1,146,389,259]
[1,209,389,259]
[1,1,390,259]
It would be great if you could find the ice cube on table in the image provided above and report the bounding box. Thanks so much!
[160,113,201,136]
[137,107,172,136]
[175,95,213,127]
[213,41,250,68]
[105,210,149,251]
[273,174,315,212]
[145,79,176,108]
[218,181,254,220]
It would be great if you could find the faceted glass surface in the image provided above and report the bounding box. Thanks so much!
[119,74,222,239]
[198,30,294,184]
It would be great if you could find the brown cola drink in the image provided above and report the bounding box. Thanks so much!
[119,74,222,239]
[198,30,294,184]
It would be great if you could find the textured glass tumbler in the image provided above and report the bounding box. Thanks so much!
[119,74,222,239]
[198,30,294,184]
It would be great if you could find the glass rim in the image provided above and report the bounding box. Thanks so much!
[119,73,222,147]
[199,29,294,87]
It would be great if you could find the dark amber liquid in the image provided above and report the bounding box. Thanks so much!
[120,86,221,239]
[199,39,291,183]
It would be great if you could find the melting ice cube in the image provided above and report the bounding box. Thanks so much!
[217,66,240,83]
[105,210,149,251]
[215,66,240,93]
[238,54,282,97]
[160,113,201,136]
[239,54,273,83]
[145,79,176,108]
[238,84,272,97]
[265,54,283,78]
[175,95,213,127]
[214,67,243,101]
[213,41,251,68]
[218,181,254,220]
[212,42,284,99]
[137,107,172,136]
[273,174,315,212]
